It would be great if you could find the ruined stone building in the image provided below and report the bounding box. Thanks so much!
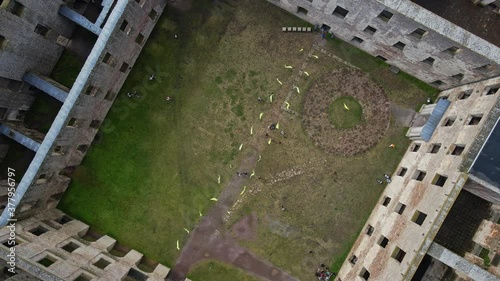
[0,0,499,280]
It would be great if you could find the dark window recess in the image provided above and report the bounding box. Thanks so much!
[89,120,100,129]
[378,235,389,248]
[74,273,92,281]
[149,9,158,21]
[29,225,49,236]
[135,33,145,45]
[412,211,427,226]
[398,167,407,177]
[297,6,308,15]
[38,256,56,268]
[77,144,89,153]
[467,115,483,125]
[422,57,435,66]
[458,90,472,100]
[443,46,460,56]
[410,28,427,39]
[102,52,112,64]
[376,55,387,61]
[431,80,445,87]
[395,202,406,215]
[34,24,50,37]
[378,10,393,22]
[393,41,406,50]
[67,117,77,127]
[349,255,358,265]
[474,64,492,73]
[411,143,421,152]
[104,91,116,101]
[62,242,80,253]
[429,143,441,154]
[450,144,465,156]
[413,170,426,181]
[85,85,95,95]
[119,20,129,32]
[382,196,391,207]
[93,258,111,269]
[392,247,406,262]
[432,174,448,187]
[0,35,8,50]
[443,117,455,127]
[364,25,377,35]
[451,73,464,82]
[333,6,349,18]
[366,225,374,236]
[351,36,363,44]
[55,215,72,225]
[486,86,499,96]
[11,1,26,17]
[119,62,129,73]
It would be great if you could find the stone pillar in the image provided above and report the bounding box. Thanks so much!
[58,6,102,35]
[22,73,69,103]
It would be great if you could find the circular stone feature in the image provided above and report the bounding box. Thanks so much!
[329,96,363,129]
[302,68,390,156]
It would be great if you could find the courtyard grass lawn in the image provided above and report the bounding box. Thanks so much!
[329,96,363,129]
[59,0,438,280]
[189,261,261,281]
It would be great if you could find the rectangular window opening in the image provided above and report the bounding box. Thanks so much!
[333,6,349,18]
[410,143,421,152]
[410,28,427,39]
[393,41,406,51]
[89,120,100,129]
[364,25,377,35]
[135,33,145,45]
[102,52,112,64]
[67,117,78,127]
[119,62,129,73]
[378,10,393,22]
[382,196,391,207]
[297,6,308,16]
[485,86,499,96]
[398,167,408,177]
[376,55,387,61]
[366,225,374,236]
[443,46,460,56]
[429,143,441,154]
[85,85,95,96]
[149,9,158,21]
[474,64,492,73]
[38,255,57,268]
[467,114,483,125]
[77,144,89,153]
[11,1,26,17]
[412,170,426,181]
[119,20,129,32]
[104,91,116,101]
[391,247,406,262]
[458,90,472,100]
[55,215,72,225]
[451,73,464,82]
[430,80,445,87]
[432,174,448,187]
[377,235,389,248]
[422,57,435,66]
[62,241,80,253]
[29,225,49,236]
[351,36,363,44]
[52,145,64,155]
[443,117,455,127]
[75,273,93,281]
[450,144,465,156]
[394,202,406,215]
[349,255,358,265]
[93,258,111,269]
[411,210,427,226]
[359,267,370,280]
[34,24,50,38]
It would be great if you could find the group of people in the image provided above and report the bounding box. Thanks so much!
[315,264,335,280]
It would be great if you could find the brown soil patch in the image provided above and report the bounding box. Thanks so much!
[230,212,258,241]
[302,68,390,156]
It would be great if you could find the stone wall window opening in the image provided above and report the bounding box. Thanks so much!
[451,73,464,82]
[394,202,406,215]
[37,254,57,268]
[149,9,158,21]
[430,80,445,87]
[61,241,80,253]
[412,170,426,181]
[104,90,116,101]
[297,6,308,16]
[55,214,72,225]
[443,46,461,56]
[431,174,448,187]
[119,19,132,35]
[442,116,455,127]
[102,52,112,64]
[377,235,389,248]
[52,145,64,155]
[381,196,391,207]
[75,272,93,281]
[409,28,427,40]
[11,1,26,17]
[410,142,421,152]
[0,35,8,50]
[458,90,472,100]
[466,114,483,125]
[333,6,349,19]
[378,10,393,22]
[484,85,499,96]
[93,257,112,269]
[449,144,465,156]
[349,254,358,265]
[474,64,492,74]
[359,267,370,280]
[398,167,407,177]
[351,36,363,44]
[366,224,374,236]
[135,0,146,8]
[428,143,441,154]
[85,85,98,96]
[393,41,405,51]
[391,247,406,263]
[135,33,145,45]
[29,225,49,236]
[422,57,435,66]
[89,120,101,129]
[364,25,377,35]
[36,173,50,184]
[376,55,387,61]
[120,62,130,73]
[411,210,428,226]
[77,144,89,153]
[67,117,79,127]
[34,24,50,38]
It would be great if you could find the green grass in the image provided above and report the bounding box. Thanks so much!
[480,248,491,267]
[50,49,84,88]
[189,261,261,281]
[59,0,438,280]
[329,96,363,129]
